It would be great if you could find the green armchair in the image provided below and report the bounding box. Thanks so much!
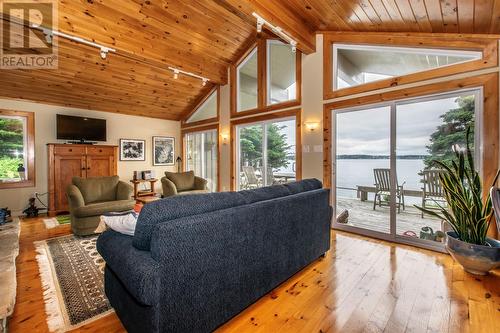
[66,176,135,235]
[161,171,209,197]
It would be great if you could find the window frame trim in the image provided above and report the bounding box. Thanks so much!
[0,109,35,189]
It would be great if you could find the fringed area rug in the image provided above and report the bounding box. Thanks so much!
[35,234,113,332]
[43,215,71,229]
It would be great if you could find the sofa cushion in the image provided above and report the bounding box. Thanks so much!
[165,171,195,192]
[73,176,120,204]
[133,192,247,250]
[74,200,135,218]
[238,184,291,204]
[284,178,323,194]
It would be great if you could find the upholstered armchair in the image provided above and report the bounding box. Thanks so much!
[161,171,209,197]
[67,176,135,235]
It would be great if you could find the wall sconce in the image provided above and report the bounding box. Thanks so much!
[304,122,320,132]
[221,133,229,144]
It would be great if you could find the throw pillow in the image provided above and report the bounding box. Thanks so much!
[99,210,138,236]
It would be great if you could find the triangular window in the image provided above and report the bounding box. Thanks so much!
[186,89,218,123]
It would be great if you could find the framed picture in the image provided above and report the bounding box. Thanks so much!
[119,139,145,161]
[153,136,175,166]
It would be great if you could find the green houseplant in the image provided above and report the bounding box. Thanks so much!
[416,128,500,275]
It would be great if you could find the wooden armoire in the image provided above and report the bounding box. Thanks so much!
[47,143,118,216]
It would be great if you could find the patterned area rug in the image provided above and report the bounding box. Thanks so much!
[35,234,112,332]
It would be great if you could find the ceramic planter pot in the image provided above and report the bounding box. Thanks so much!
[446,231,500,275]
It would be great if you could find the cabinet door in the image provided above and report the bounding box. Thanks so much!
[54,155,86,211]
[86,154,115,178]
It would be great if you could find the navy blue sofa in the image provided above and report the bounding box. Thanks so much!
[96,179,332,333]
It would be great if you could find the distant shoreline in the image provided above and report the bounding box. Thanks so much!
[337,155,427,160]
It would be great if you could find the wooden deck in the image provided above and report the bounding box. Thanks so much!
[9,216,500,333]
[336,197,442,238]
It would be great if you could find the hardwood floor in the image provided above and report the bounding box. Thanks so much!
[10,216,500,333]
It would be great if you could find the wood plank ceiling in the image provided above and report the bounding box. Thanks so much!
[1,0,500,120]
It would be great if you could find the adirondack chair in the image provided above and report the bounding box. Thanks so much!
[373,168,405,213]
[421,169,446,218]
[242,166,261,189]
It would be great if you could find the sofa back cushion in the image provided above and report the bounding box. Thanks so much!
[165,171,195,192]
[73,176,119,204]
[238,184,291,204]
[133,191,248,250]
[284,178,322,194]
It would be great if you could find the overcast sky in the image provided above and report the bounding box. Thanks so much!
[336,96,468,156]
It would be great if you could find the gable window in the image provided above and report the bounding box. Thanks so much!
[233,39,301,117]
[267,40,297,105]
[237,48,258,112]
[0,110,35,189]
[185,88,218,125]
[333,44,482,90]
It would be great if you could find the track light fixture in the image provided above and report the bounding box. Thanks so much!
[35,26,116,60]
[100,48,110,59]
[42,29,53,44]
[168,67,209,86]
[256,17,264,33]
[252,12,298,53]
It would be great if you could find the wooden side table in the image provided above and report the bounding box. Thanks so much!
[130,179,158,200]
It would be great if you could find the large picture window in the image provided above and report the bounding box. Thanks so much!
[184,128,218,192]
[0,110,35,188]
[233,110,301,190]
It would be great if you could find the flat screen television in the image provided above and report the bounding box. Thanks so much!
[57,114,107,142]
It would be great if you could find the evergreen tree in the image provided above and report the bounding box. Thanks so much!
[424,96,475,168]
[0,118,24,157]
[0,118,24,179]
[239,124,291,169]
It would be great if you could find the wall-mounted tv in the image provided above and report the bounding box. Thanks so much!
[56,114,107,142]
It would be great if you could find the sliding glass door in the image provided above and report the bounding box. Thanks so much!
[236,117,297,190]
[185,129,218,192]
[336,106,392,235]
[332,89,480,251]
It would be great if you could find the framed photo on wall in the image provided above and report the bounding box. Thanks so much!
[153,136,175,166]
[119,139,145,161]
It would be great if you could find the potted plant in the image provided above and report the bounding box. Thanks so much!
[416,128,500,275]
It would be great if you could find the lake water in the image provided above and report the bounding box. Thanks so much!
[336,159,426,205]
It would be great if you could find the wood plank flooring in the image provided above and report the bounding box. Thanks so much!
[9,216,500,333]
